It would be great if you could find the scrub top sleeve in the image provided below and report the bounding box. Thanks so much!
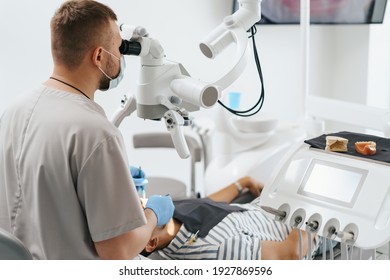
[77,135,146,242]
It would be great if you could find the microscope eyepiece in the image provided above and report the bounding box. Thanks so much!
[119,39,141,56]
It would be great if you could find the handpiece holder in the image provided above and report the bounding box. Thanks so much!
[112,0,262,158]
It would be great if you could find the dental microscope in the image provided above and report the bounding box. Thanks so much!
[111,0,263,159]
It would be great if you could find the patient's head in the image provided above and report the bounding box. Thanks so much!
[143,218,181,255]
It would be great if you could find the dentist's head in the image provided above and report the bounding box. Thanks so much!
[49,0,125,100]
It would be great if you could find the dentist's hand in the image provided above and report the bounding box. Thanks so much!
[130,166,147,192]
[130,166,145,179]
[145,195,175,227]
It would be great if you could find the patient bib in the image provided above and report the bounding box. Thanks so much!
[173,198,246,237]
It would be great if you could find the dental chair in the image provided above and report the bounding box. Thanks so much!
[0,228,33,260]
[132,132,203,199]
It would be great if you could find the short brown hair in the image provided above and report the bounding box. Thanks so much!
[50,0,117,70]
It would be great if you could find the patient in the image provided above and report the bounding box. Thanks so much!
[142,177,318,260]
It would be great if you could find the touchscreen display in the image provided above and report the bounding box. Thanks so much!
[299,160,366,207]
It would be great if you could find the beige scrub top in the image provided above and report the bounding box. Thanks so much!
[0,86,146,259]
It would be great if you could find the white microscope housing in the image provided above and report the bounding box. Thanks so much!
[112,0,262,159]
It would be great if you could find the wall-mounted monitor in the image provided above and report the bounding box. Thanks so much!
[232,0,388,24]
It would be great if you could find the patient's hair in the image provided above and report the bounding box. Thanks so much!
[50,0,117,70]
[140,249,152,258]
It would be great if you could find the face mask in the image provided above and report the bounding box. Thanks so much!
[98,49,126,91]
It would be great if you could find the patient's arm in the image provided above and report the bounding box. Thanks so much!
[207,183,240,203]
[208,176,263,203]
[261,229,311,260]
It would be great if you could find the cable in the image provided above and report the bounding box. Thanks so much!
[350,245,354,260]
[307,232,312,260]
[322,237,327,260]
[298,230,303,260]
[218,25,265,117]
[328,238,334,260]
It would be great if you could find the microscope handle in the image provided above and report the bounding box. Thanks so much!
[111,94,137,127]
[164,110,190,159]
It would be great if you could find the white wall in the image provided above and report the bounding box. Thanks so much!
[367,5,390,108]
[0,0,59,110]
[1,0,390,192]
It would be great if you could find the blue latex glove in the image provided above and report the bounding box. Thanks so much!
[130,166,145,179]
[145,195,175,227]
[130,166,147,192]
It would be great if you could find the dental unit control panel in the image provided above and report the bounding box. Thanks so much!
[260,143,390,249]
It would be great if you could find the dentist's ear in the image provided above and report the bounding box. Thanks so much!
[92,47,104,66]
[145,236,159,253]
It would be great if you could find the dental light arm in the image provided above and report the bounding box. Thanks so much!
[200,0,261,89]
[111,0,262,158]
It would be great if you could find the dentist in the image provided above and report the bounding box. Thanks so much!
[0,0,174,260]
